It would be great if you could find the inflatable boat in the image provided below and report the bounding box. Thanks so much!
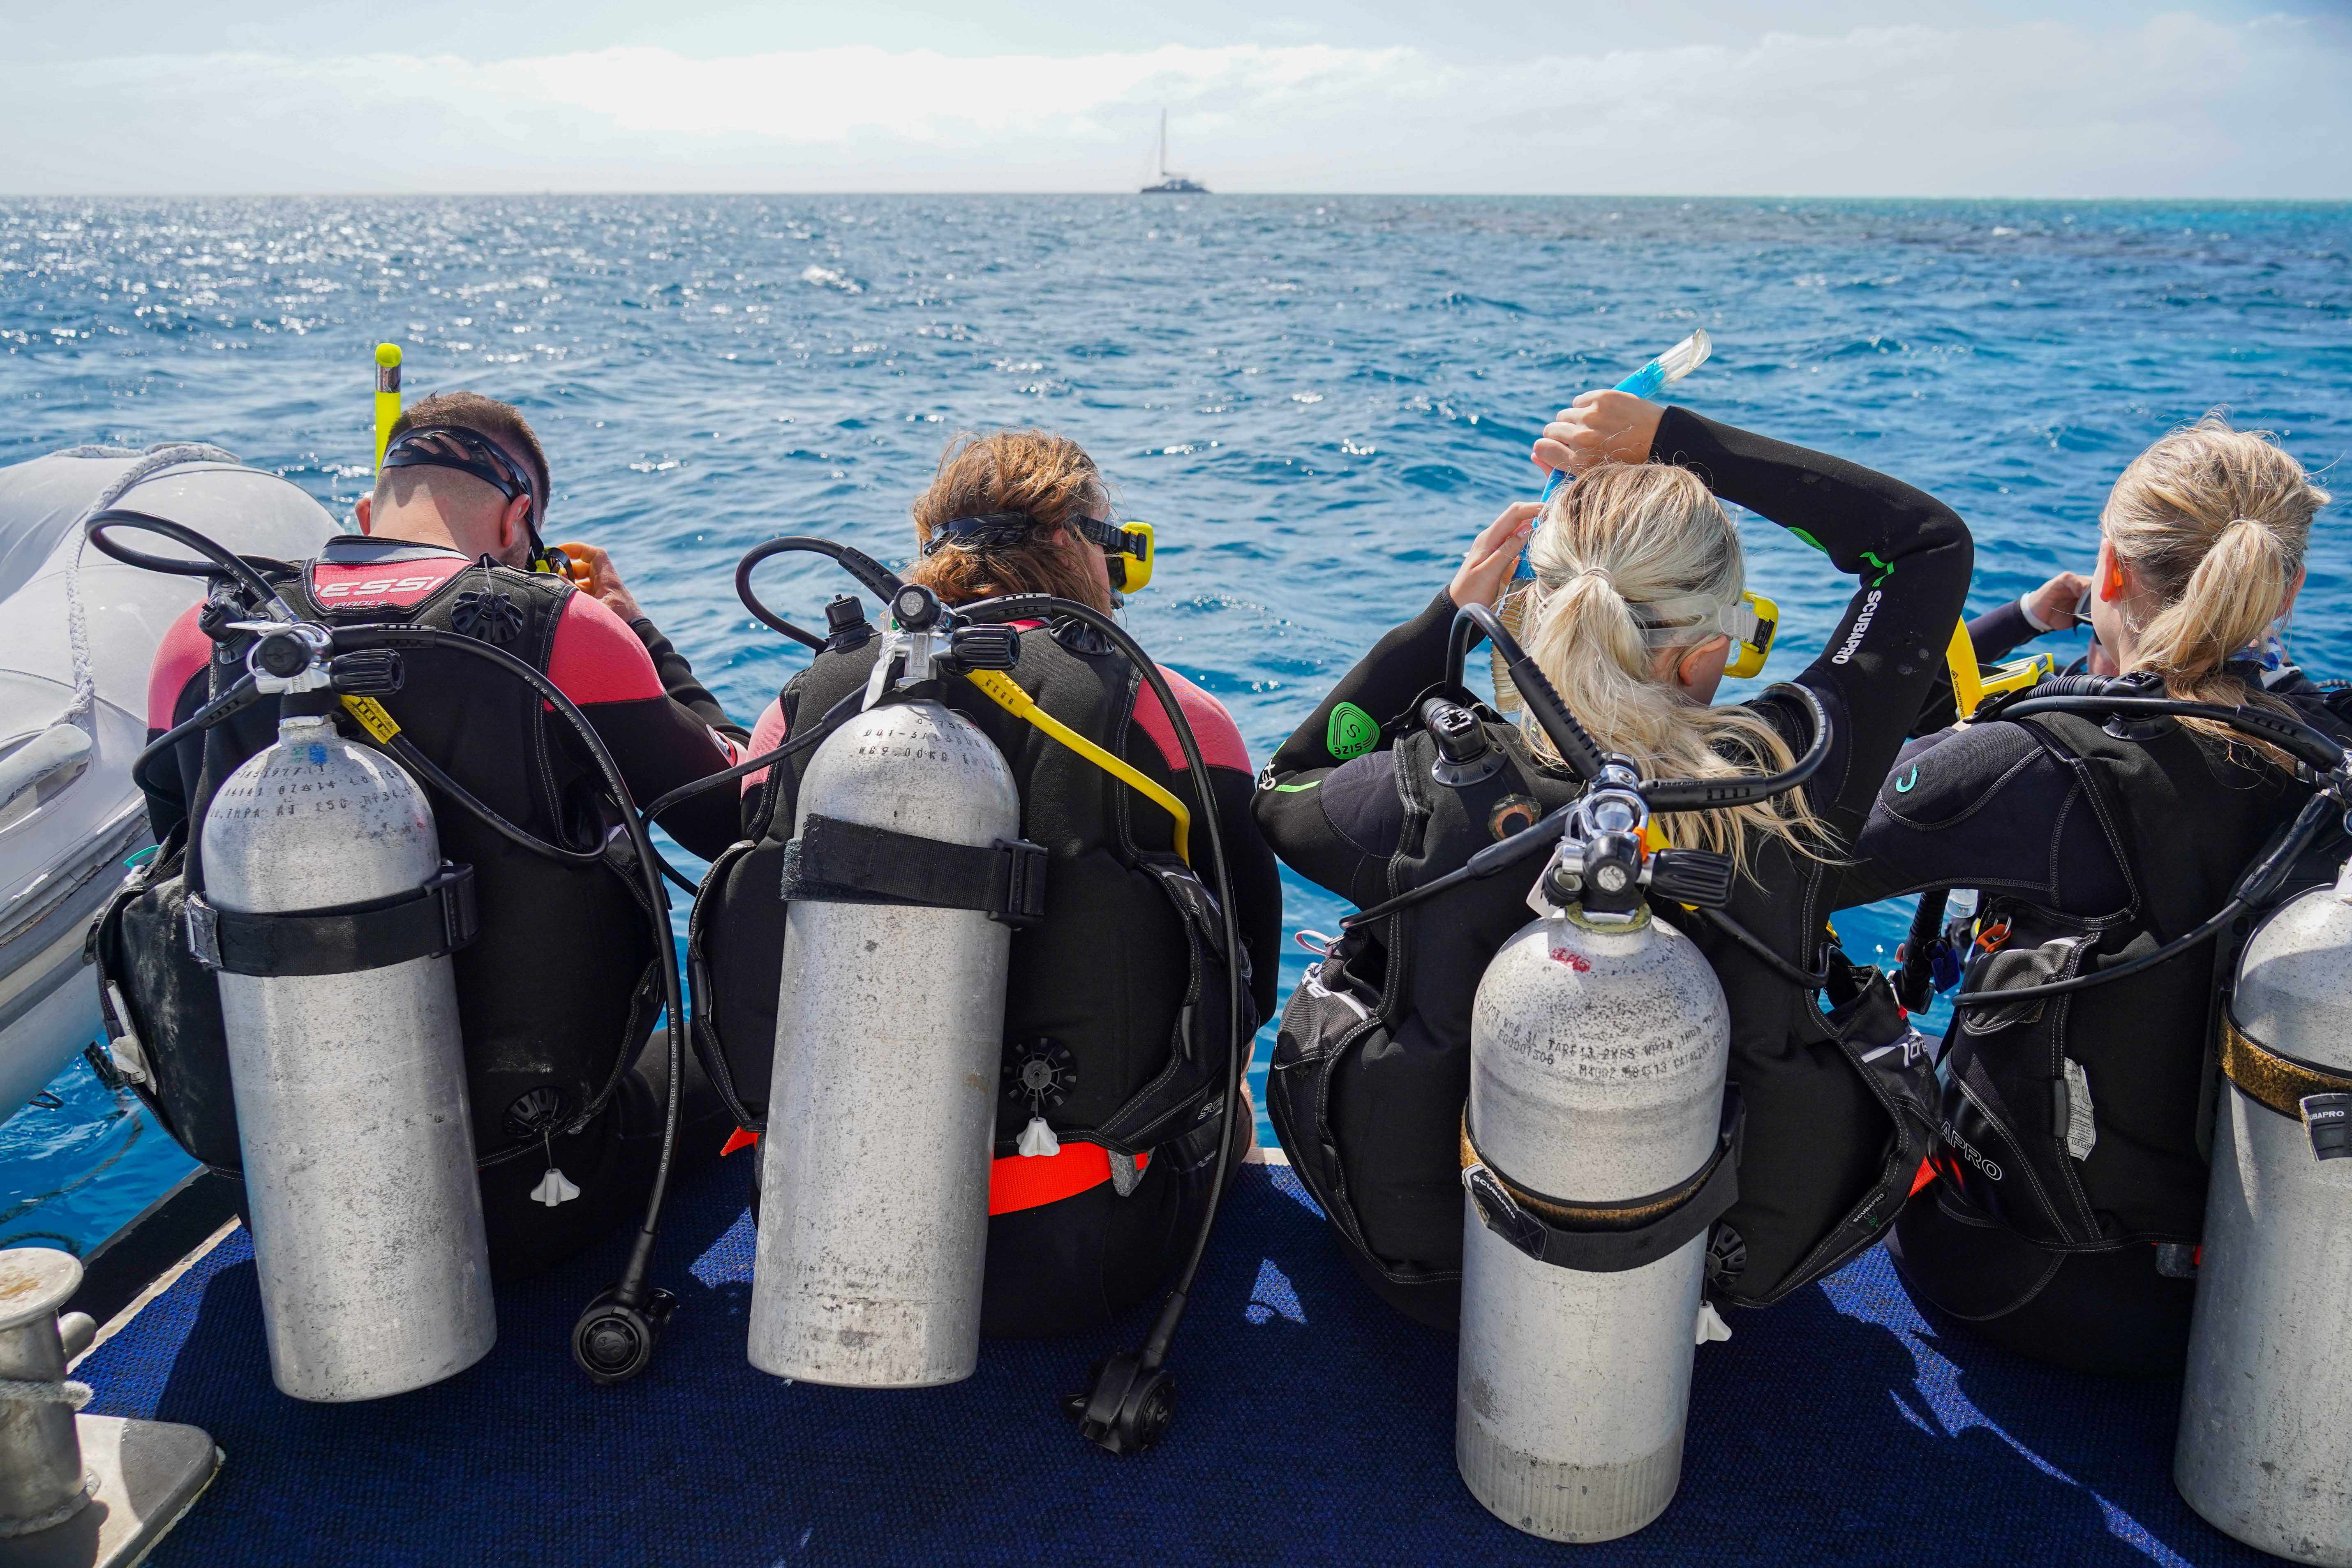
[0,446,335,1122]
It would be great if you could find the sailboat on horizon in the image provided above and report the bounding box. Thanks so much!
[1140,110,1209,195]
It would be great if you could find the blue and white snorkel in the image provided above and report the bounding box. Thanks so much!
[1493,330,1713,715]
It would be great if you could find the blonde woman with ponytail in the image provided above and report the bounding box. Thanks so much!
[1255,389,1973,1331]
[1845,416,2344,1381]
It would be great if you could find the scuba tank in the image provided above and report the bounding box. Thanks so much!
[1347,605,1828,1541]
[2176,851,2352,1565]
[198,688,492,1400]
[85,509,698,1391]
[747,585,1031,1387]
[715,536,1250,1451]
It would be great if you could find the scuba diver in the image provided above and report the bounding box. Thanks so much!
[694,428,1282,1341]
[1255,388,1972,1331]
[112,390,748,1279]
[1846,416,2347,1378]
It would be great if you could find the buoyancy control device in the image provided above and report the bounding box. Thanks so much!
[1371,605,1830,1542]
[1902,675,2352,1565]
[698,537,1252,1452]
[83,510,695,1393]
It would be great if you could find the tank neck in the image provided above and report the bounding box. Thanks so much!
[277,713,337,744]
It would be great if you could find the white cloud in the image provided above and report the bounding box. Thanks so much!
[9,14,2345,195]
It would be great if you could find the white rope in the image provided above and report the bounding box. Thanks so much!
[0,1375,92,1409]
[42,441,238,734]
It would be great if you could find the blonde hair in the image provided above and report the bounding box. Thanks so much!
[1520,462,1825,873]
[905,429,1116,614]
[2102,415,2329,759]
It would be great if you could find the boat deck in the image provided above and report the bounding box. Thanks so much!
[72,1153,2263,1566]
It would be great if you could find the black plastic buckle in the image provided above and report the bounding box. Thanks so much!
[992,838,1049,928]
[2303,1093,2352,1161]
[1463,1164,1548,1261]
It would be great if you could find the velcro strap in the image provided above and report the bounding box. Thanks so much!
[2220,1014,2352,1120]
[781,814,1047,928]
[1460,1088,1744,1274]
[185,864,478,977]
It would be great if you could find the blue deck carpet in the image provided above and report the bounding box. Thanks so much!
[79,1156,2272,1567]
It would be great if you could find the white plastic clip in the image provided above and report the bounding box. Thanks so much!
[1696,1300,1733,1345]
[1018,1116,1060,1158]
[530,1167,581,1207]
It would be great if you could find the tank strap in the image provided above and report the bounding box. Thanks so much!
[2220,1014,2352,1126]
[1458,1089,1745,1274]
[781,814,1048,928]
[183,863,478,977]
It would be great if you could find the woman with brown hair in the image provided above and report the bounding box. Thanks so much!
[697,428,1281,1337]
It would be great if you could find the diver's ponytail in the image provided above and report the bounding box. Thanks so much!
[2102,415,2328,755]
[2132,518,2295,703]
[1520,461,1828,875]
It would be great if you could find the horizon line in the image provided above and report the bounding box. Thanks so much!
[5,191,2350,204]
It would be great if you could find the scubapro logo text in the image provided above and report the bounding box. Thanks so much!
[1941,1120,2003,1182]
[1830,589,1883,665]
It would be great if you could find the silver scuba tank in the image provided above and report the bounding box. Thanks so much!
[747,691,1024,1388]
[1456,781,1734,1543]
[197,710,494,1401]
[2175,854,2352,1566]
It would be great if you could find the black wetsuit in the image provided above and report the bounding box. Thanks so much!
[1852,630,2352,1377]
[1255,407,1972,1326]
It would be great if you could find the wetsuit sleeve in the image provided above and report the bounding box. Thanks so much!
[1265,589,1458,778]
[1834,720,2132,916]
[629,616,749,745]
[1132,672,1283,1025]
[1967,599,2039,665]
[1654,406,1974,853]
[1255,589,1457,911]
[141,605,213,844]
[547,592,742,859]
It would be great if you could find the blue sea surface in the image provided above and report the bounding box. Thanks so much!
[2,195,2347,1257]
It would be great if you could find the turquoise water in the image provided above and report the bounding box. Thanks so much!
[4,195,2348,1257]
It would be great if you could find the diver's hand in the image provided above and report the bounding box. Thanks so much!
[554,541,647,624]
[1533,390,1666,477]
[2023,570,2091,634]
[1450,502,1541,608]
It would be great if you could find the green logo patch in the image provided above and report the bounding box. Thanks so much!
[1326,701,1379,761]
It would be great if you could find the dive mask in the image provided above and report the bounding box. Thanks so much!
[926,510,1156,594]
[1632,590,1779,679]
[381,425,565,573]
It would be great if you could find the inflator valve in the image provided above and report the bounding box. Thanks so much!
[823,593,873,652]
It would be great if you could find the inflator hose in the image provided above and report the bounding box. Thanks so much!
[955,591,1247,1383]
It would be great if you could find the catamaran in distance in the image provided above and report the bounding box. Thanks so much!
[1140,110,1208,194]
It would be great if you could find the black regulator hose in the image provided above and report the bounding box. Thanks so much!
[85,508,300,618]
[1448,602,1606,781]
[951,589,1248,1456]
[328,624,689,1381]
[736,535,906,650]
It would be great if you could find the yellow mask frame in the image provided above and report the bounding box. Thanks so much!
[1633,589,1778,679]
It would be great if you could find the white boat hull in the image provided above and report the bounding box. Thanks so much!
[0,448,337,1122]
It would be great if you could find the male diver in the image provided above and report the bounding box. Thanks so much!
[122,390,747,1275]
[695,428,1283,1338]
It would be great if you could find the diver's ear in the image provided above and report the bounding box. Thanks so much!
[1675,636,1729,693]
[355,494,373,534]
[2098,538,2130,603]
[497,494,532,557]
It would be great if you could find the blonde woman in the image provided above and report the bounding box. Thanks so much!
[1846,417,2345,1377]
[1255,392,1971,1331]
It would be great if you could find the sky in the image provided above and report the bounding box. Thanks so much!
[5,1,2349,196]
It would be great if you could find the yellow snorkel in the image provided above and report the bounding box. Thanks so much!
[373,342,402,471]
[1944,617,2057,720]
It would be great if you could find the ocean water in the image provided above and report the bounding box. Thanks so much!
[3,195,2348,1258]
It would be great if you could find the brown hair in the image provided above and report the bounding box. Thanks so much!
[906,430,1114,613]
[377,390,552,521]
[2102,415,2329,760]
